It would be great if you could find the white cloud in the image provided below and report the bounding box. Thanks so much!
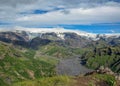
[0,0,120,27]
[16,6,120,25]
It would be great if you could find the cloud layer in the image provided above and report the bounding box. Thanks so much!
[0,0,120,27]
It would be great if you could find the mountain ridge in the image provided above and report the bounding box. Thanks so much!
[1,27,120,41]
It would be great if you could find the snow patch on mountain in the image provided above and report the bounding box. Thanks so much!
[14,26,97,39]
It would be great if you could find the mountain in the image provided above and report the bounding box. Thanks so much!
[0,28,120,86]
[0,27,120,49]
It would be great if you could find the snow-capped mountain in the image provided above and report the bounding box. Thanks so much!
[0,26,120,40]
[13,26,97,39]
[0,26,120,49]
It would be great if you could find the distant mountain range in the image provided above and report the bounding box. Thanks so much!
[0,27,120,49]
[0,27,120,40]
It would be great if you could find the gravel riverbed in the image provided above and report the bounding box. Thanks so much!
[56,57,93,76]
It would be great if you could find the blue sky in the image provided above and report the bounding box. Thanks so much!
[59,24,120,33]
[0,0,120,33]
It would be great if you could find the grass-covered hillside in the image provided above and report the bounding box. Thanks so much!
[12,73,120,86]
[12,75,71,86]
[0,42,57,86]
[83,46,120,73]
[38,43,89,58]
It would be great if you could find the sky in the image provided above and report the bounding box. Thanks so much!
[0,0,120,33]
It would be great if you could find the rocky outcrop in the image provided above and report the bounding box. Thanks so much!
[30,37,51,49]
[0,32,29,47]
[97,66,114,75]
[85,66,120,81]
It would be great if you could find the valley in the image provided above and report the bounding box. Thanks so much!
[0,29,120,86]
